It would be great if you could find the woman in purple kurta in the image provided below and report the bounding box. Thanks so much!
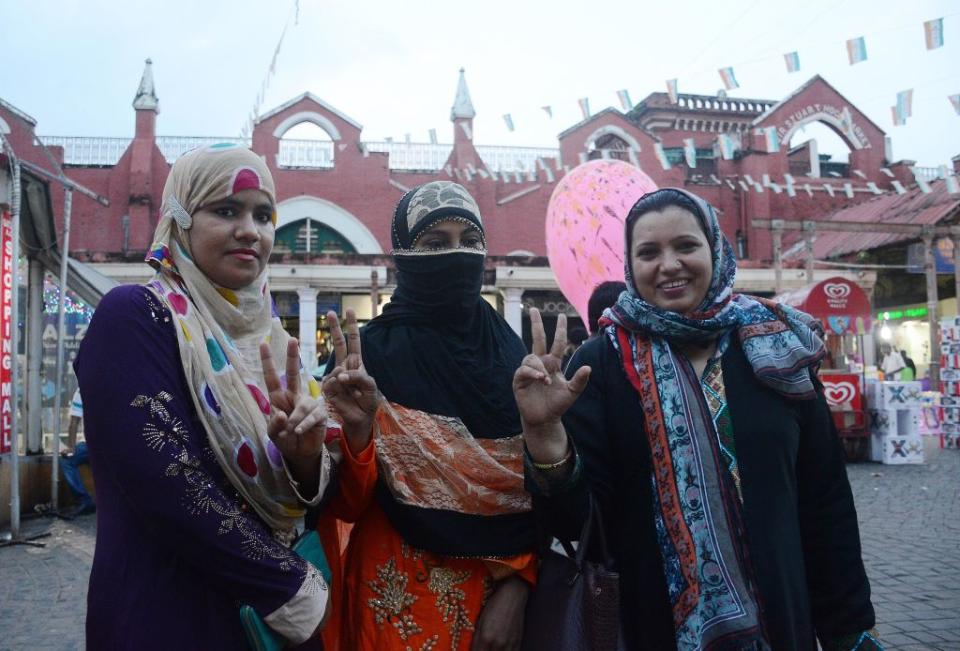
[75,144,333,649]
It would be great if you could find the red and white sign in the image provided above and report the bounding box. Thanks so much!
[1,209,13,454]
[821,374,862,411]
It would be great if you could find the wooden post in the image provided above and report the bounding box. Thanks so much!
[923,229,940,386]
[803,220,815,284]
[772,219,784,294]
[370,269,380,319]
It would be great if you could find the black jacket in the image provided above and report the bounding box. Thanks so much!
[526,333,875,650]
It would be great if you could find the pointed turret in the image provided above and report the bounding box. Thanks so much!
[450,68,476,121]
[446,68,480,173]
[132,58,159,112]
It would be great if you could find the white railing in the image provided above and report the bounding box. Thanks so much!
[277,139,335,168]
[913,166,945,181]
[157,136,250,161]
[39,136,132,165]
[39,135,562,173]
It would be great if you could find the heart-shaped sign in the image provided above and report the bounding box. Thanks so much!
[546,159,657,321]
[823,282,851,300]
[822,381,856,406]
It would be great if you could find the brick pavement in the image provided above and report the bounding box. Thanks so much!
[0,441,957,650]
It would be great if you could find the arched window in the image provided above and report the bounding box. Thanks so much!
[277,120,335,169]
[788,122,851,179]
[274,218,357,254]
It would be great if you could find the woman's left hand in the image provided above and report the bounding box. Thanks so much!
[260,338,327,463]
[470,575,529,651]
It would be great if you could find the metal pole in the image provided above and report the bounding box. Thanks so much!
[370,269,379,319]
[50,189,72,510]
[9,161,22,539]
[923,231,940,386]
[25,260,43,453]
[772,220,784,295]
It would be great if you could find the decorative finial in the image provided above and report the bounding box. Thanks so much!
[133,58,159,111]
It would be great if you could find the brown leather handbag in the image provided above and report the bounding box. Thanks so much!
[522,497,625,651]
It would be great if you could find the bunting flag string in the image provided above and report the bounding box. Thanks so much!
[718,66,740,90]
[846,36,868,65]
[617,89,633,112]
[239,0,298,137]
[666,79,679,104]
[783,51,801,73]
[925,18,945,50]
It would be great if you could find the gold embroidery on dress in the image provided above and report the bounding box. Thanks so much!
[131,392,305,573]
[367,558,421,640]
[405,634,439,651]
[428,566,474,649]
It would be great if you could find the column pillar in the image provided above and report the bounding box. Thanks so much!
[26,259,44,453]
[923,230,940,386]
[296,287,319,371]
[501,288,524,336]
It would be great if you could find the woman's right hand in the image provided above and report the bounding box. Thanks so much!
[321,308,380,455]
[513,308,590,463]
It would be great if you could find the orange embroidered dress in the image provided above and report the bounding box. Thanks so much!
[319,181,538,651]
[320,403,536,651]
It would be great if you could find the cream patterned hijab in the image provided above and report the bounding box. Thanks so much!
[146,143,329,538]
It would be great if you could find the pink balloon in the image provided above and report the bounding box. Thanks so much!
[546,159,658,322]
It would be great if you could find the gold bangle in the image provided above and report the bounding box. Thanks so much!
[531,446,573,470]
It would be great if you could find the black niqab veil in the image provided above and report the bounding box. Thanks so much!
[357,182,535,557]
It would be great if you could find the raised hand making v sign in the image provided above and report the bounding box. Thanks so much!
[259,337,329,498]
[513,308,592,468]
[321,308,379,455]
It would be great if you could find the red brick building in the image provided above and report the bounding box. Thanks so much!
[5,60,937,365]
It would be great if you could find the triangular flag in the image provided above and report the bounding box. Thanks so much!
[924,18,944,50]
[429,128,438,144]
[617,89,633,112]
[666,79,679,104]
[852,170,867,180]
[911,167,931,193]
[683,138,697,167]
[803,183,813,197]
[891,106,906,126]
[949,94,960,115]
[866,182,882,194]
[542,106,553,118]
[846,36,868,64]
[337,143,347,152]
[738,180,750,192]
[503,114,515,131]
[880,167,895,177]
[578,98,591,120]
[718,66,739,90]
[783,51,801,73]
[897,89,914,119]
[653,143,671,170]
[843,182,854,198]
[823,183,835,197]
[891,180,906,194]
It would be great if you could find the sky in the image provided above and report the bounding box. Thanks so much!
[2,0,958,167]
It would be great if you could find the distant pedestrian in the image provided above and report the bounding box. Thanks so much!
[587,280,627,337]
[60,388,95,517]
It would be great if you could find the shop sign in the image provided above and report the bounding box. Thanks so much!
[906,239,955,274]
[821,374,862,411]
[876,307,928,321]
[1,210,13,454]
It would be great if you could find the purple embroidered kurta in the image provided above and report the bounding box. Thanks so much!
[75,285,320,650]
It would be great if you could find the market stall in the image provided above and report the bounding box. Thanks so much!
[775,276,873,459]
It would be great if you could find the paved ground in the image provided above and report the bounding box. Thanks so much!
[0,439,957,650]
